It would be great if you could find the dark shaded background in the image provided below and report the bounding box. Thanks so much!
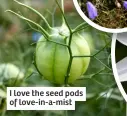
[115,40,127,93]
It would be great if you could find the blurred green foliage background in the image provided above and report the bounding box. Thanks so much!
[0,0,126,116]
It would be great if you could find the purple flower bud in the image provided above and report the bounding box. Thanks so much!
[123,1,127,9]
[86,1,98,20]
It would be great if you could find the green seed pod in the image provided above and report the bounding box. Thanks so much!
[0,63,24,86]
[35,26,90,85]
[0,63,24,80]
[5,0,91,85]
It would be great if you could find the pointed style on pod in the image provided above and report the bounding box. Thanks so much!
[86,1,98,20]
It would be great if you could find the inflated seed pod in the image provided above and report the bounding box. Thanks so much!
[35,25,90,85]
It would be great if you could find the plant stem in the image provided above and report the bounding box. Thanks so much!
[14,0,52,30]
[61,0,64,13]
[6,10,49,39]
[73,55,93,58]
[49,40,68,47]
[64,56,73,85]
[61,0,65,24]
[73,22,89,33]
[26,22,42,34]
[68,32,73,47]
[93,56,111,70]
[93,40,111,57]
[55,0,72,33]
[64,33,73,85]
[73,40,111,58]
[78,67,105,80]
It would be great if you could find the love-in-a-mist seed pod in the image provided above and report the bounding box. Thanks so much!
[6,0,91,85]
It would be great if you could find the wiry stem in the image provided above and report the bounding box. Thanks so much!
[5,10,49,39]
[14,0,52,30]
[61,0,64,13]
[93,56,111,70]
[64,33,73,85]
[73,22,89,33]
[54,0,74,85]
[61,0,65,24]
[55,0,72,33]
[26,21,42,34]
[73,40,111,58]
[31,40,68,47]
[78,68,105,80]
[93,40,111,57]
[72,40,111,70]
